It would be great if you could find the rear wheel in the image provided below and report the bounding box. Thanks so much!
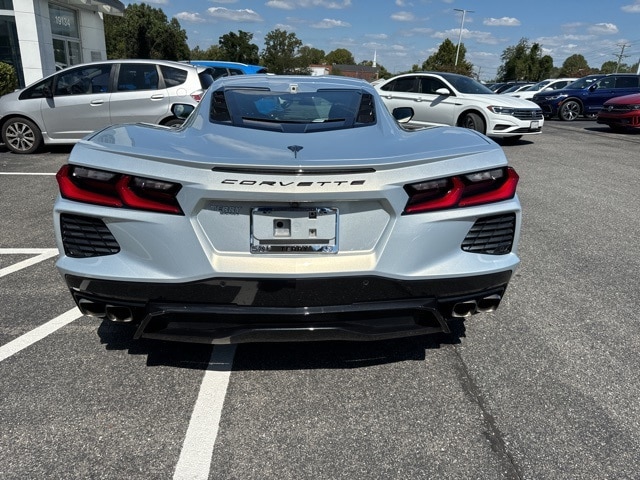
[460,112,486,134]
[2,117,43,154]
[559,100,580,121]
[164,117,184,128]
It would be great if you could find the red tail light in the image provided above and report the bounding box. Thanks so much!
[403,167,519,214]
[56,165,183,215]
[190,89,205,102]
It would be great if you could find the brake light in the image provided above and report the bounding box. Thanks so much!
[56,165,183,215]
[403,167,519,214]
[190,89,204,102]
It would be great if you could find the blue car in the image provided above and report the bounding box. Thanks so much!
[532,74,640,121]
[187,60,268,80]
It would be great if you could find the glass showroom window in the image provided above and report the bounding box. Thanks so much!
[49,3,81,70]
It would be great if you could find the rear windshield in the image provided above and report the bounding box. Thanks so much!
[209,88,376,132]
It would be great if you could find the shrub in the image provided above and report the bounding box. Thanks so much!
[0,62,18,96]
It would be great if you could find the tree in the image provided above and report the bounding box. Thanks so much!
[218,30,260,64]
[0,62,17,95]
[298,46,326,66]
[497,38,551,81]
[261,29,303,74]
[105,4,189,60]
[325,48,355,65]
[190,45,224,60]
[421,39,473,76]
[559,54,591,77]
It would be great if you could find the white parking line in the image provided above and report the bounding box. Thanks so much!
[0,307,81,362]
[173,344,237,480]
[0,172,56,175]
[0,248,59,278]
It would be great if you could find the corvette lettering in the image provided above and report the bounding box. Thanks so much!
[222,179,366,186]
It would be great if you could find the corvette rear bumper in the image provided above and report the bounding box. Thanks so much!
[65,271,513,343]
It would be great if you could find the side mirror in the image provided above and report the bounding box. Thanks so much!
[588,84,598,91]
[43,85,53,99]
[435,87,451,96]
[392,107,414,123]
[172,103,195,119]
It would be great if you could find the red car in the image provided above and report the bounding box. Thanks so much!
[597,93,640,131]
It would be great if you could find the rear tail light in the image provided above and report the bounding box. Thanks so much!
[190,89,205,102]
[403,167,519,214]
[56,165,183,215]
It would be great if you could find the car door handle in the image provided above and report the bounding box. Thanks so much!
[150,94,165,100]
[90,100,105,106]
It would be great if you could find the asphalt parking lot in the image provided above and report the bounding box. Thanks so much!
[1,120,639,479]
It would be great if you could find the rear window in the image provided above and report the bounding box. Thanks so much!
[210,88,376,132]
[160,65,188,87]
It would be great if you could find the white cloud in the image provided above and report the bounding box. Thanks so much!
[175,12,206,23]
[588,23,619,35]
[391,11,415,22]
[207,7,263,22]
[266,0,351,9]
[483,17,521,27]
[622,1,640,13]
[311,18,351,28]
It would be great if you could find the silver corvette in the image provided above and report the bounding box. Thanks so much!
[53,75,521,344]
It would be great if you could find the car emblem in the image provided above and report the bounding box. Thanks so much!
[288,145,303,159]
[607,105,614,111]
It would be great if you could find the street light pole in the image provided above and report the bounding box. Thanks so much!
[454,8,474,67]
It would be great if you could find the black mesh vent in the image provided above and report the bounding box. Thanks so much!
[60,214,120,258]
[461,213,516,255]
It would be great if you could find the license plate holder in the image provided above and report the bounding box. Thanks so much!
[251,207,338,254]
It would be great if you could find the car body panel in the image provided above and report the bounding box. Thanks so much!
[375,72,543,138]
[53,75,520,343]
[596,92,640,129]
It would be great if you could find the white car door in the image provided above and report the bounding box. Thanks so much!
[109,63,170,125]
[40,64,112,141]
[411,76,459,127]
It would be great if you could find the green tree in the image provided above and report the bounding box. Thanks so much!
[421,38,473,75]
[105,4,189,60]
[261,29,303,74]
[219,30,260,64]
[298,46,326,66]
[190,45,224,60]
[325,48,355,65]
[0,62,17,95]
[497,38,551,81]
[559,54,591,77]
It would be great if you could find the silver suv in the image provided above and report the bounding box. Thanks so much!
[0,59,214,154]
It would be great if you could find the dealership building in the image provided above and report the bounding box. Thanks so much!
[0,0,124,88]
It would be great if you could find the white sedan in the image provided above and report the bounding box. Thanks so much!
[375,72,544,141]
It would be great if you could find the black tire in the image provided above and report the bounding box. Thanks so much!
[164,118,184,128]
[559,100,580,121]
[2,117,43,154]
[460,112,486,134]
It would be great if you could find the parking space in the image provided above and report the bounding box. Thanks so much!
[1,122,640,479]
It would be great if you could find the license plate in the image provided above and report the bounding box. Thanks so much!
[250,207,338,253]
[530,120,540,129]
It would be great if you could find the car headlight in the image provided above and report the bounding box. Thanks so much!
[487,106,515,115]
[547,94,568,101]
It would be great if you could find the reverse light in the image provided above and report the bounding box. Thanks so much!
[56,165,183,215]
[403,167,519,214]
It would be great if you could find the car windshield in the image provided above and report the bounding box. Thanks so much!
[440,74,495,94]
[566,76,601,89]
[529,80,551,91]
[210,88,375,132]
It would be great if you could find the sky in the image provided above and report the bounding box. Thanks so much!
[120,0,640,80]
